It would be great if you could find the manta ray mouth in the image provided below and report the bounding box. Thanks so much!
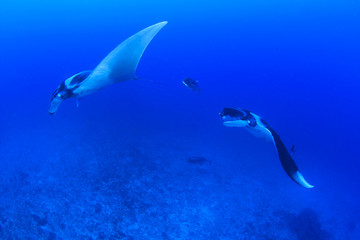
[221,115,240,122]
[220,113,249,128]
[220,108,246,120]
[220,112,246,127]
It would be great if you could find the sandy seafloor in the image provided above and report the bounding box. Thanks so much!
[0,81,359,240]
[0,128,358,240]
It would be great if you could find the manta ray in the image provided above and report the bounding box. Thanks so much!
[49,21,167,114]
[220,107,314,189]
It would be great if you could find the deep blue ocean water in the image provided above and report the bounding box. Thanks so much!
[0,0,359,239]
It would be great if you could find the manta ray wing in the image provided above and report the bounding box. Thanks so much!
[74,21,167,95]
[266,125,314,188]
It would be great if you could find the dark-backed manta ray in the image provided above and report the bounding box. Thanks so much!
[219,107,314,189]
[49,21,168,114]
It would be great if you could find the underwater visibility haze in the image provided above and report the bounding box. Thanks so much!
[0,0,360,239]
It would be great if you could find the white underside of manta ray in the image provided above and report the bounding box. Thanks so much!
[49,21,168,114]
[220,107,314,189]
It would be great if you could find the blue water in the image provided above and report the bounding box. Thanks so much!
[1,0,359,239]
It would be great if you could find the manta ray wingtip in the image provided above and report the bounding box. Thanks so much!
[151,21,168,28]
[294,171,314,189]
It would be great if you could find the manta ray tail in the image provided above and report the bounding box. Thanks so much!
[269,128,314,188]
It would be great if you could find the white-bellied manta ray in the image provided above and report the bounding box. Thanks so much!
[219,107,314,189]
[49,21,168,114]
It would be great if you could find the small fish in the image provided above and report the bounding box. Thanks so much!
[187,156,210,165]
[182,78,201,94]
